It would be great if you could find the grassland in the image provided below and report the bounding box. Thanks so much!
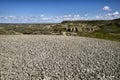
[0,35,120,80]
[0,19,120,42]
[62,19,120,42]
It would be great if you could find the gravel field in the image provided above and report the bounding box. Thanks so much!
[0,35,120,80]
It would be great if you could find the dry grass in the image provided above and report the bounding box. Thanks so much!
[0,35,120,80]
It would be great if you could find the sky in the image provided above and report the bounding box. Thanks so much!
[0,0,120,23]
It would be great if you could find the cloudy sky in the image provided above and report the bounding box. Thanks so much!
[0,0,120,23]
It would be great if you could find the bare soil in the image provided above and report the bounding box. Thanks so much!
[0,35,120,80]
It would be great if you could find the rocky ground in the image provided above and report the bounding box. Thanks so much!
[0,35,120,80]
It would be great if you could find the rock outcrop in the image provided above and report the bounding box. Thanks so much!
[66,25,100,32]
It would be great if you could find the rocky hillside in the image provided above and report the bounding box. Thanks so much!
[0,19,120,41]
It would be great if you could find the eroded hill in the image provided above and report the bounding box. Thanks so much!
[0,19,120,41]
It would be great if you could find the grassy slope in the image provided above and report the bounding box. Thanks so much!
[62,19,120,42]
[80,21,120,42]
[80,32,120,42]
[0,19,120,41]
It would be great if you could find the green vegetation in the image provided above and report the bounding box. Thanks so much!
[78,21,120,42]
[80,32,120,42]
[0,18,120,41]
[0,24,54,35]
[61,19,120,42]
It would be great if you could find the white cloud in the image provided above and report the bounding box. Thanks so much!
[74,14,80,18]
[54,14,81,21]
[103,6,111,11]
[41,17,51,21]
[1,12,119,23]
[0,14,85,23]
[113,11,119,15]
[95,11,120,20]
[96,16,100,19]
[106,11,119,17]
[103,11,120,20]
[40,14,44,17]
[68,14,72,17]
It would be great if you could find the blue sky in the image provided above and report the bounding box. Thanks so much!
[0,0,120,23]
